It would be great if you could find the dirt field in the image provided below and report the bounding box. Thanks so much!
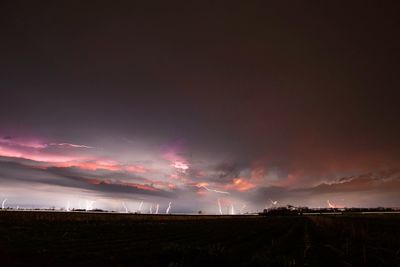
[0,211,399,266]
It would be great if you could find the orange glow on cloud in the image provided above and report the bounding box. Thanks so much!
[196,182,209,187]
[55,161,120,171]
[55,161,147,173]
[225,178,256,191]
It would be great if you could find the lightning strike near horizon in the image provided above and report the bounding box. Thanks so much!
[270,199,278,206]
[166,202,172,214]
[327,200,335,209]
[122,202,128,213]
[2,199,7,209]
[217,199,222,215]
[230,204,235,215]
[85,200,95,211]
[138,201,143,213]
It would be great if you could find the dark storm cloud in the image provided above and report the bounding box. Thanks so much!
[46,166,145,184]
[211,162,244,180]
[297,170,400,194]
[191,161,248,184]
[238,170,400,207]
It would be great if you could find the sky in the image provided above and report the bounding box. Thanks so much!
[0,1,399,213]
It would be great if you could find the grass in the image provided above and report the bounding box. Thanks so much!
[0,211,399,266]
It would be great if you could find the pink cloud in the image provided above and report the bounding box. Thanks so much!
[0,135,147,174]
[161,140,190,172]
[0,137,47,149]
[1,137,93,150]
[53,160,148,174]
[171,161,189,171]
[0,145,83,163]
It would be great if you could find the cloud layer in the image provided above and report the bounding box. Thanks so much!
[1,133,399,212]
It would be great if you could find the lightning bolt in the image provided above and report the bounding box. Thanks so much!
[199,186,229,194]
[2,199,7,209]
[155,204,159,214]
[230,204,235,215]
[49,143,94,149]
[270,199,278,205]
[166,202,172,214]
[217,198,222,215]
[327,200,335,209]
[138,201,143,212]
[122,202,128,213]
[85,200,95,211]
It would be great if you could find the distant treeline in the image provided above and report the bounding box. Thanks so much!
[259,206,398,216]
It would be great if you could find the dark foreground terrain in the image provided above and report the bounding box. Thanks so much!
[0,211,400,266]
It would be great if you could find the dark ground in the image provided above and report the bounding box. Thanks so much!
[0,211,399,267]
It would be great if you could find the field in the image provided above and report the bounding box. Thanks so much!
[0,211,400,266]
